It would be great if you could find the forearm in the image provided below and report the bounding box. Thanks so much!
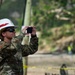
[11,32,25,47]
[29,36,38,53]
[22,36,38,56]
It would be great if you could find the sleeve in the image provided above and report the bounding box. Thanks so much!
[0,41,11,58]
[11,32,25,49]
[22,36,38,56]
[11,33,38,56]
[0,33,25,58]
[11,32,25,43]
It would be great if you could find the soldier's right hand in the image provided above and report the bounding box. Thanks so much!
[21,26,28,34]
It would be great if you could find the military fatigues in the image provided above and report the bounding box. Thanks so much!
[0,33,38,75]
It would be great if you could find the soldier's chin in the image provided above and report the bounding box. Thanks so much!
[8,36,14,39]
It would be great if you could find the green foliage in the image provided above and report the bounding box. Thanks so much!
[1,0,75,52]
[0,0,24,25]
[16,18,23,31]
[31,0,75,51]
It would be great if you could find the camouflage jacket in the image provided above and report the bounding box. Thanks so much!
[0,33,38,75]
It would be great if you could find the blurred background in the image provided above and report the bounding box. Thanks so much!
[1,0,75,75]
[1,0,75,54]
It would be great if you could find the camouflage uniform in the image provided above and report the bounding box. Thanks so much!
[0,33,38,75]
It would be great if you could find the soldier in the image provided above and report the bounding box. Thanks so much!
[0,18,38,75]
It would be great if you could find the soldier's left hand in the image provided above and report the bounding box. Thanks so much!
[31,26,36,36]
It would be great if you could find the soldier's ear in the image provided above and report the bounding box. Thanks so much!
[2,32,6,37]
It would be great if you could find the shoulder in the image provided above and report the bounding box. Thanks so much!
[0,41,5,49]
[0,41,10,49]
[0,41,5,45]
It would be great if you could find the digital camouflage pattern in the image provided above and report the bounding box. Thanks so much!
[0,33,38,75]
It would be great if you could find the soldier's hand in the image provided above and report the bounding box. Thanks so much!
[31,26,36,36]
[21,26,28,35]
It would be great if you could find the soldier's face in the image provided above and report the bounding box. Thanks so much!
[2,27,16,39]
